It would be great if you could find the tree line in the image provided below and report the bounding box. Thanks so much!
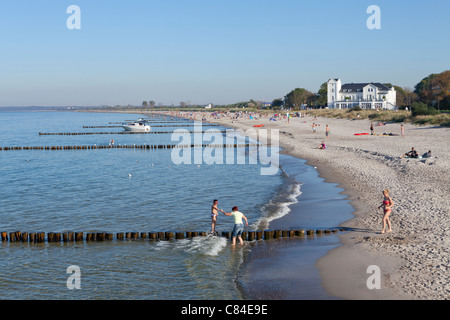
[269,70,449,111]
[135,70,449,112]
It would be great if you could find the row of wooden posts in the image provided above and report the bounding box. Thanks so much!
[1,229,344,244]
[38,130,226,136]
[0,143,260,152]
[108,121,194,124]
[117,119,204,122]
[82,124,218,128]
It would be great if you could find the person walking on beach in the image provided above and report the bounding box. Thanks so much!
[325,124,330,139]
[222,206,248,245]
[312,123,317,134]
[378,189,394,234]
[370,122,374,135]
[210,199,222,235]
[401,124,405,138]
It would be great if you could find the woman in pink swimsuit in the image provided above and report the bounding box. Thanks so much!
[378,189,393,234]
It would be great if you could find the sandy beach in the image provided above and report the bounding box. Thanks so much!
[169,110,449,300]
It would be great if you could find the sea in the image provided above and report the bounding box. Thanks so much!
[0,110,354,300]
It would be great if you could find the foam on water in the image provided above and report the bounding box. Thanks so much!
[176,235,228,257]
[253,168,303,230]
[147,235,228,257]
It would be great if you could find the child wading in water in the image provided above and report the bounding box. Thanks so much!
[210,199,223,235]
[378,189,394,234]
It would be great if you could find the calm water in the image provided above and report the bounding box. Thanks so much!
[0,111,354,300]
[0,111,302,300]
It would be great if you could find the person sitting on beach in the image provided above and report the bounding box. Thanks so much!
[402,147,418,158]
[222,206,248,246]
[422,150,432,158]
[318,141,326,149]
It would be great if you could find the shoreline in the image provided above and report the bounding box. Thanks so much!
[74,109,351,299]
[77,109,448,300]
[206,117,396,299]
[162,111,369,299]
[165,110,447,300]
[235,152,353,299]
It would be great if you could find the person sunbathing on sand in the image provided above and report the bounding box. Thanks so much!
[402,147,418,158]
[422,150,432,158]
[378,189,393,234]
[318,141,326,149]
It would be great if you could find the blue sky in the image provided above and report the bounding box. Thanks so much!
[0,0,448,106]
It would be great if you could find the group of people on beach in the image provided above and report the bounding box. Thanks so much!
[211,192,393,241]
[312,123,330,138]
[156,111,402,237]
[211,199,248,245]
[401,147,432,159]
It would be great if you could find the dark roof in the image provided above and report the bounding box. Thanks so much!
[340,83,391,93]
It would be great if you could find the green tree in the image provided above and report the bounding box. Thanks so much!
[414,71,450,110]
[415,73,439,105]
[393,85,407,107]
[271,98,284,108]
[316,82,328,106]
[285,88,313,110]
[431,70,450,109]
[410,102,439,116]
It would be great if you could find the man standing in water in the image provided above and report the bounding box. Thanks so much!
[222,206,249,245]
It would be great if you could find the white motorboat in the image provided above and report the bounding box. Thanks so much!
[122,121,151,132]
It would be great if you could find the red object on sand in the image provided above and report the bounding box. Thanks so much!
[254,124,264,127]
[354,133,370,136]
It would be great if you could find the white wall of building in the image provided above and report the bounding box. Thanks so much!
[327,78,396,110]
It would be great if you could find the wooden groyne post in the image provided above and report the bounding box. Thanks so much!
[0,228,346,244]
[0,143,262,152]
[37,130,227,136]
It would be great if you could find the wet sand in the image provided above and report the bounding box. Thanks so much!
[237,153,353,300]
